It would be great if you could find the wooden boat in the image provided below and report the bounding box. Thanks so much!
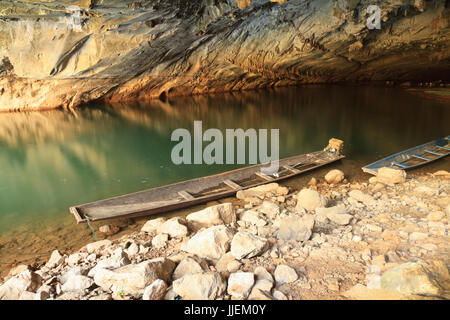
[70,148,345,223]
[362,135,450,175]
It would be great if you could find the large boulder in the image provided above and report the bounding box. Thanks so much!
[276,216,314,241]
[46,250,64,269]
[141,218,166,234]
[239,210,267,227]
[230,232,269,259]
[0,270,42,300]
[142,279,167,300]
[88,247,130,278]
[376,167,406,185]
[173,272,226,300]
[316,205,352,225]
[324,169,345,184]
[184,225,234,260]
[86,240,112,254]
[346,259,450,300]
[295,189,327,211]
[380,260,449,297]
[93,258,175,296]
[274,265,298,285]
[227,272,255,299]
[186,203,236,229]
[61,275,94,293]
[258,201,280,219]
[172,257,205,280]
[157,217,189,238]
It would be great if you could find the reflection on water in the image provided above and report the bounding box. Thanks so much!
[0,85,449,271]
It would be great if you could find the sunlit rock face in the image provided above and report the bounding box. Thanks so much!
[0,0,449,111]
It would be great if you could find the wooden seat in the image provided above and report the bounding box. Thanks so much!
[255,172,274,181]
[178,191,195,200]
[283,165,300,174]
[223,179,241,190]
[411,154,431,161]
[392,162,409,168]
[424,150,443,156]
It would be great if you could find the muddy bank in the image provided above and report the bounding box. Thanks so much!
[1,166,448,300]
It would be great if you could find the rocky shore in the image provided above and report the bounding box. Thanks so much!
[1,167,448,300]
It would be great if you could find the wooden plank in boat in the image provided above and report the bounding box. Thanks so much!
[223,179,241,190]
[178,190,195,200]
[255,172,275,181]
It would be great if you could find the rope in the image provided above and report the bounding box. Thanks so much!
[85,215,98,241]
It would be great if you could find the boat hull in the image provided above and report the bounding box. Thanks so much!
[70,150,344,223]
[362,135,450,176]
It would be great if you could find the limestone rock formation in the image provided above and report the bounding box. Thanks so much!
[0,0,449,111]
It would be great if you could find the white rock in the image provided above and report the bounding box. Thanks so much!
[186,203,236,228]
[173,272,226,300]
[248,288,274,300]
[173,257,204,280]
[349,190,375,205]
[141,218,166,234]
[143,279,167,300]
[258,201,280,219]
[152,233,169,249]
[325,169,344,184]
[99,224,120,235]
[366,224,383,233]
[272,289,288,300]
[239,210,267,227]
[46,250,64,269]
[67,252,88,266]
[276,216,314,241]
[227,272,255,299]
[88,248,130,278]
[254,266,273,283]
[61,275,94,293]
[86,240,112,254]
[316,205,352,225]
[157,217,189,238]
[227,261,242,273]
[184,225,234,260]
[376,167,406,185]
[274,265,298,284]
[0,270,42,300]
[126,242,140,257]
[215,252,237,273]
[94,258,176,296]
[253,279,273,292]
[295,189,327,211]
[230,232,269,259]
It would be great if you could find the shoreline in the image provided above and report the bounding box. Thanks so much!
[1,166,448,300]
[0,157,447,278]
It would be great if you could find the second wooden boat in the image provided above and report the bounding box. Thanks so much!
[70,145,345,224]
[362,135,450,175]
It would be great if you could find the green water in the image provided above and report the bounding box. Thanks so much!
[0,85,449,268]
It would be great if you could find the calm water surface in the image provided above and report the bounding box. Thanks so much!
[0,85,449,272]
